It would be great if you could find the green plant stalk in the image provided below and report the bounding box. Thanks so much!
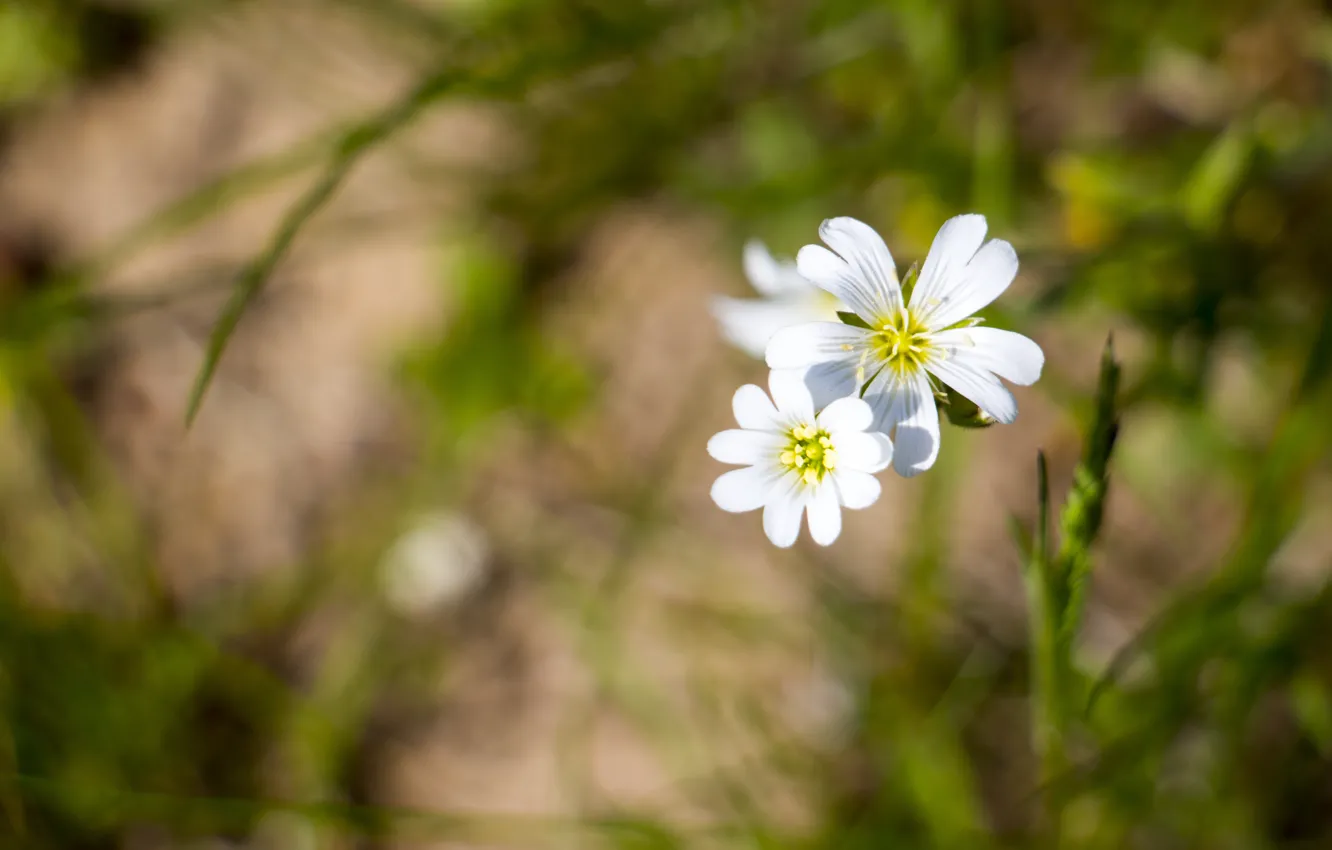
[1024,338,1121,843]
[1056,339,1120,649]
[1024,451,1067,841]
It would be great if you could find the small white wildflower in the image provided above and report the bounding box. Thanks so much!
[766,215,1044,478]
[712,240,847,359]
[708,369,893,548]
[380,511,489,617]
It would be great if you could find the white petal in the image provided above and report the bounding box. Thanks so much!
[763,476,807,548]
[832,431,893,473]
[926,356,1018,424]
[707,430,784,465]
[817,396,873,434]
[797,245,875,321]
[743,240,811,298]
[765,322,872,370]
[933,327,1044,386]
[731,384,781,431]
[817,217,902,317]
[806,482,842,546]
[804,362,857,410]
[832,469,882,509]
[866,370,940,477]
[768,368,815,423]
[932,240,1019,330]
[914,234,1019,331]
[712,466,778,513]
[712,296,831,359]
[742,240,783,296]
[909,214,987,322]
[803,359,863,411]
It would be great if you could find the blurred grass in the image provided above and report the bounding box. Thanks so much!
[1,0,1331,847]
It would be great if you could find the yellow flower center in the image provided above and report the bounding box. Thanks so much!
[874,311,936,377]
[780,424,838,485]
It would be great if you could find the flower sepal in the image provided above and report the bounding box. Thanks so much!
[899,261,920,302]
[836,311,873,329]
[940,386,998,429]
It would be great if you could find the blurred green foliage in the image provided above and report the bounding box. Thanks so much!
[1,0,1332,848]
[0,4,76,104]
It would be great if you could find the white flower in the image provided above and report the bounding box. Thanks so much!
[380,511,489,617]
[766,215,1044,478]
[708,369,893,548]
[712,240,847,358]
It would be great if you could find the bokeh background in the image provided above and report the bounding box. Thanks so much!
[1,0,1331,847]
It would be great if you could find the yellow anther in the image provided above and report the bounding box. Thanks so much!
[784,424,838,481]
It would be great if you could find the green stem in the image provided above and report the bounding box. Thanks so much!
[1026,451,1066,843]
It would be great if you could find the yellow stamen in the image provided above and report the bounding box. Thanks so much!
[779,423,838,485]
[873,310,937,377]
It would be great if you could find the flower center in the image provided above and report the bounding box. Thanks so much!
[780,424,837,485]
[874,311,935,376]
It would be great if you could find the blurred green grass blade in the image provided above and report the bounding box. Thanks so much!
[184,70,457,425]
[1023,452,1062,780]
[0,664,24,837]
[1057,335,1120,643]
[897,717,989,846]
[1291,673,1332,757]
[972,88,1013,227]
[1182,122,1253,235]
[95,129,341,274]
[1086,304,1323,716]
[1024,448,1068,839]
[1295,294,1332,404]
[183,0,723,424]
[1033,450,1050,579]
[7,772,694,844]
